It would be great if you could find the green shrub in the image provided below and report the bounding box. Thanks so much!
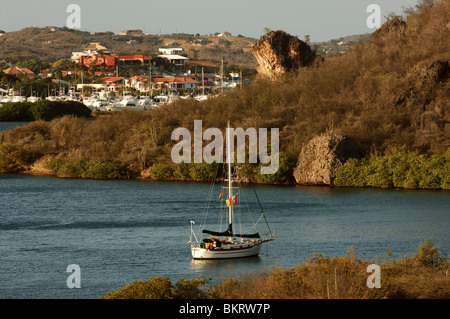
[30,100,91,121]
[45,157,66,172]
[45,157,129,179]
[0,100,91,121]
[236,162,257,182]
[150,164,174,179]
[102,276,173,299]
[101,276,209,299]
[172,276,210,299]
[0,102,34,121]
[412,239,446,267]
[189,162,217,180]
[82,160,130,179]
[255,153,296,184]
[366,157,393,188]
[0,144,34,172]
[334,158,368,187]
[55,158,89,178]
[173,162,191,179]
[335,152,449,189]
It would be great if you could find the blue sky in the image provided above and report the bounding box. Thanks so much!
[0,0,421,41]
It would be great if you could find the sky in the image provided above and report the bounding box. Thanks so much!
[0,0,422,42]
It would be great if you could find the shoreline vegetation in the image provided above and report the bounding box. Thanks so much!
[0,141,448,190]
[101,240,450,299]
[0,1,449,190]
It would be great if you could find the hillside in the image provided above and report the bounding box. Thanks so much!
[1,0,449,188]
[0,27,257,69]
[0,26,367,71]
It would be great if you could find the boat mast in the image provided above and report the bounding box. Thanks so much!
[227,121,233,236]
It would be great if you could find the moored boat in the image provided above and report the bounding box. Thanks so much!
[189,121,274,259]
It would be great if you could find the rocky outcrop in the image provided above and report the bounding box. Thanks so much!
[407,59,450,146]
[293,133,358,185]
[370,16,407,43]
[407,59,449,88]
[251,30,316,81]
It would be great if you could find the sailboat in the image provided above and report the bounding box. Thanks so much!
[189,122,274,259]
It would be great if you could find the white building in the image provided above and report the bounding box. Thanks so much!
[158,48,183,55]
[157,54,189,69]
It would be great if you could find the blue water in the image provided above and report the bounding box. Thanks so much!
[0,122,30,132]
[0,174,448,299]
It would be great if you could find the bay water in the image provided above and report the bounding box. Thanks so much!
[0,174,448,299]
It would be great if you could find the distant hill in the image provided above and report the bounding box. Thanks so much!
[311,34,371,57]
[0,27,257,70]
[0,26,370,70]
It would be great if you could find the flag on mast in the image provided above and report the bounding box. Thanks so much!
[226,194,237,206]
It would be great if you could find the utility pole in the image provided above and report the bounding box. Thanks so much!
[221,59,224,93]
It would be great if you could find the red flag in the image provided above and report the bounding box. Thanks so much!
[226,194,237,206]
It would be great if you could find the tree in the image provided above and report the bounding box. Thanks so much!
[52,59,68,71]
[16,59,43,73]
[304,35,311,44]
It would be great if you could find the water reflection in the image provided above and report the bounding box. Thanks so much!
[189,256,264,281]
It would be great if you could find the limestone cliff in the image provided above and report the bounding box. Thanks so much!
[293,133,358,185]
[251,30,316,80]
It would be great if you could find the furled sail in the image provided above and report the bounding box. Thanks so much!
[202,224,260,239]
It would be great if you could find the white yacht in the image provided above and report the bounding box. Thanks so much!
[189,121,274,259]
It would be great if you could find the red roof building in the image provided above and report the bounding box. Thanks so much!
[115,55,151,65]
[152,76,197,90]
[3,66,34,77]
[101,76,125,91]
[76,54,117,68]
[75,54,151,68]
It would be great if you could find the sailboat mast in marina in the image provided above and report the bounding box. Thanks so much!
[189,122,274,259]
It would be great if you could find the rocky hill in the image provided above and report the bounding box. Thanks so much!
[251,30,317,81]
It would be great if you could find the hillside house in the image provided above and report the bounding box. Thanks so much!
[217,31,232,37]
[152,75,197,90]
[3,66,34,78]
[127,75,149,91]
[119,29,143,36]
[75,54,117,68]
[101,76,125,91]
[84,42,111,54]
[157,54,189,69]
[116,55,152,66]
[158,48,183,55]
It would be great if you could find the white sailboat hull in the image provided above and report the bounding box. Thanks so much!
[191,242,262,260]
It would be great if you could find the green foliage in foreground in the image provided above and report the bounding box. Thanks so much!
[102,275,210,299]
[334,152,450,189]
[101,239,449,299]
[0,100,91,121]
[0,144,36,173]
[45,157,130,179]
